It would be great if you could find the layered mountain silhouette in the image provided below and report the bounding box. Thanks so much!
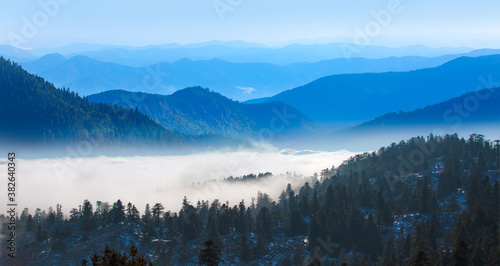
[0,57,238,156]
[253,55,500,128]
[88,87,316,138]
[353,88,500,129]
[59,42,474,66]
[294,88,500,151]
[17,49,499,101]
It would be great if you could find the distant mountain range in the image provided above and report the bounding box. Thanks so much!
[252,55,500,128]
[88,87,316,138]
[0,57,239,156]
[1,43,499,154]
[1,42,474,65]
[287,88,500,151]
[65,43,474,66]
[353,88,500,129]
[14,49,500,101]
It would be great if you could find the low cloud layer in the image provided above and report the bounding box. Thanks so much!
[0,148,360,216]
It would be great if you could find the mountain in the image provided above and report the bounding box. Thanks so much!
[0,44,37,62]
[21,53,67,73]
[256,55,500,128]
[68,42,473,66]
[23,55,144,95]
[289,88,500,151]
[354,88,500,129]
[1,42,474,66]
[338,87,500,143]
[21,41,269,57]
[17,50,500,101]
[87,87,316,138]
[0,57,235,156]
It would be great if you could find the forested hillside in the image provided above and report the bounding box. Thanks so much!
[354,88,500,128]
[2,134,498,265]
[88,88,316,138]
[0,57,238,155]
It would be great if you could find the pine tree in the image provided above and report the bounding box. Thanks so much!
[252,236,267,259]
[452,240,470,266]
[308,214,322,251]
[412,250,432,266]
[126,203,139,221]
[88,245,150,265]
[369,252,380,265]
[237,201,247,234]
[198,238,224,266]
[288,211,306,236]
[82,200,93,220]
[300,194,311,216]
[311,189,320,214]
[239,234,252,262]
[51,238,67,253]
[26,214,35,232]
[256,207,273,241]
[111,199,125,224]
[308,257,322,266]
[179,238,191,263]
[281,253,292,266]
[417,177,433,213]
[142,204,152,223]
[363,214,383,254]
[471,246,483,266]
[375,191,393,226]
[293,245,305,265]
[438,155,459,197]
[401,234,412,263]
[207,215,221,245]
[152,203,165,226]
[36,224,49,242]
[381,234,396,265]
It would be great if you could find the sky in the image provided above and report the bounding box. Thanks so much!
[1,0,499,48]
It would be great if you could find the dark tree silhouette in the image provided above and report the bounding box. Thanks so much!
[198,238,224,266]
[84,245,151,266]
[412,250,432,266]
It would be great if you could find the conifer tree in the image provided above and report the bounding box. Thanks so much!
[253,236,267,259]
[308,214,322,251]
[412,250,432,266]
[281,253,292,266]
[256,207,273,241]
[292,245,305,265]
[288,210,306,236]
[452,240,470,266]
[198,238,224,266]
[239,234,252,262]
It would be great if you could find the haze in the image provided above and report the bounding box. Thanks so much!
[0,148,360,215]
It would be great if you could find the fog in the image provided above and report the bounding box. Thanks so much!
[0,148,360,216]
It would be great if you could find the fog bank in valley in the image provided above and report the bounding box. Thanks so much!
[0,148,360,216]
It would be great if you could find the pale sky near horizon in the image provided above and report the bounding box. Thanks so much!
[1,0,499,48]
